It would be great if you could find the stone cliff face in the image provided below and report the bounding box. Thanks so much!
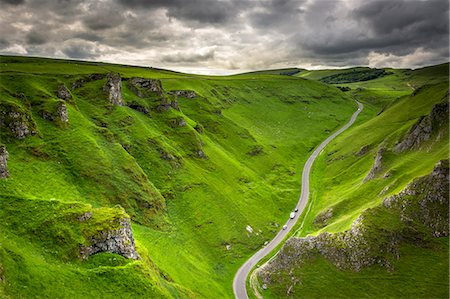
[383,160,449,237]
[0,145,9,178]
[363,147,385,181]
[104,73,124,106]
[260,160,449,286]
[80,215,140,260]
[57,84,72,101]
[394,100,448,153]
[57,102,69,123]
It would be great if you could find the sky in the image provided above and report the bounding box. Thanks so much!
[0,0,448,74]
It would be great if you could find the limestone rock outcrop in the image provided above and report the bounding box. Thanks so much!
[383,159,449,237]
[128,77,179,111]
[128,77,163,97]
[127,103,150,115]
[104,73,124,106]
[80,216,140,260]
[57,84,72,101]
[313,208,333,227]
[43,102,69,123]
[171,90,197,99]
[363,147,385,182]
[259,160,449,286]
[0,146,9,178]
[355,145,370,156]
[394,101,449,153]
[57,103,69,123]
[0,106,37,139]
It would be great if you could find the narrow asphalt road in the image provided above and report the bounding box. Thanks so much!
[233,101,364,299]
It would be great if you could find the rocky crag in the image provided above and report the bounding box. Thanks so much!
[127,77,180,112]
[394,100,449,152]
[42,102,69,123]
[0,103,37,139]
[104,73,124,106]
[363,147,385,181]
[128,77,163,97]
[260,160,449,288]
[80,214,140,260]
[0,145,9,178]
[57,84,72,101]
[170,90,197,99]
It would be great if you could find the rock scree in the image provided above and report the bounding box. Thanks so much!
[80,216,140,260]
[0,145,9,178]
[104,73,124,106]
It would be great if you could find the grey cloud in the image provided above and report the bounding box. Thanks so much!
[0,39,9,49]
[0,0,25,5]
[247,0,306,31]
[117,0,243,24]
[26,30,48,45]
[0,0,447,73]
[73,32,104,42]
[62,40,100,59]
[82,3,126,31]
[285,0,448,66]
[162,49,215,63]
[353,0,448,35]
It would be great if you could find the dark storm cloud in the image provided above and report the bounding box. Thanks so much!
[82,2,126,31]
[284,0,449,67]
[247,0,307,30]
[0,0,25,5]
[62,40,100,59]
[26,30,48,45]
[116,0,243,24]
[0,0,448,73]
[354,0,448,35]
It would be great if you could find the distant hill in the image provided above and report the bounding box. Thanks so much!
[238,67,303,76]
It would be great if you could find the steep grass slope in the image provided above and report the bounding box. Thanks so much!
[0,56,356,298]
[256,64,449,298]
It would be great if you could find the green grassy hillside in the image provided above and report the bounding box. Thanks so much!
[256,64,449,298]
[0,56,357,298]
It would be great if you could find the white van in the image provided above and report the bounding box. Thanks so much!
[290,212,295,219]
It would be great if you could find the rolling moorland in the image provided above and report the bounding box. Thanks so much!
[0,56,448,298]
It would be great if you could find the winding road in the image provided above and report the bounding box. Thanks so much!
[233,101,364,299]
